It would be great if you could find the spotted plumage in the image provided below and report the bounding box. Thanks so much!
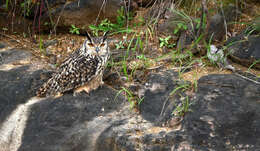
[36,32,110,97]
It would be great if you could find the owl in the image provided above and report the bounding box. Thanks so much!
[36,32,110,97]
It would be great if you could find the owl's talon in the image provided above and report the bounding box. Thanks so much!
[73,91,82,97]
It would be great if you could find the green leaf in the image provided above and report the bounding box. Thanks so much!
[160,42,164,48]
[183,25,187,30]
[165,36,171,41]
[174,28,179,34]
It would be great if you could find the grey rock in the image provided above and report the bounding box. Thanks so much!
[139,70,183,125]
[1,47,260,151]
[44,0,136,30]
[181,74,260,150]
[158,7,187,36]
[18,87,126,151]
[43,39,58,48]
[226,34,260,69]
[0,42,5,49]
[0,48,32,65]
[0,54,2,65]
[207,4,241,42]
[176,27,195,51]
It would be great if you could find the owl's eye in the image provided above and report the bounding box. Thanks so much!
[88,43,94,47]
[100,43,105,47]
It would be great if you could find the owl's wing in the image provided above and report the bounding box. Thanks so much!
[37,55,101,96]
[59,48,81,69]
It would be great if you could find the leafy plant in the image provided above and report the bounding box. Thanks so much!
[39,36,45,54]
[169,79,194,117]
[174,22,188,35]
[137,54,147,61]
[20,0,33,17]
[115,40,125,49]
[89,7,133,35]
[248,59,260,72]
[5,0,9,10]
[69,25,80,35]
[159,36,175,48]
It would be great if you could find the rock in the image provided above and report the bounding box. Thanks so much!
[138,70,183,125]
[0,54,2,65]
[0,47,128,151]
[226,34,260,69]
[44,0,136,30]
[207,4,241,42]
[157,6,196,51]
[43,39,58,48]
[157,7,185,36]
[103,72,123,90]
[180,74,260,150]
[18,87,127,151]
[16,0,137,32]
[176,27,195,51]
[0,48,32,67]
[1,46,260,151]
[0,49,183,151]
[0,42,5,49]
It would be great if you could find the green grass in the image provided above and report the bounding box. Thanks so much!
[69,25,80,35]
[114,87,137,109]
[172,96,192,117]
[39,36,45,55]
[89,6,133,36]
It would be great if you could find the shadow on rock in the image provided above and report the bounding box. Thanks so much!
[0,47,127,151]
[18,85,126,151]
[0,65,44,125]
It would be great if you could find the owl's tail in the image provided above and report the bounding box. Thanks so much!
[36,78,57,97]
[36,85,48,97]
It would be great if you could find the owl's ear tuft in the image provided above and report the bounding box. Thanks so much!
[86,31,92,42]
[102,31,109,42]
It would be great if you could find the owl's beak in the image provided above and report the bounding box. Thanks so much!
[95,47,100,53]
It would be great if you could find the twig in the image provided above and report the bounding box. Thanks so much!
[95,0,107,26]
[147,65,163,70]
[52,3,67,35]
[220,1,228,41]
[234,71,260,85]
[196,0,208,38]
[33,0,39,36]
[44,0,54,36]
[38,0,45,33]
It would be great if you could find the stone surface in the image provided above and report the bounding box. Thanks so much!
[0,44,260,151]
[226,34,260,69]
[138,71,181,124]
[43,0,137,30]
[207,4,241,42]
[181,74,260,150]
[0,42,5,49]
